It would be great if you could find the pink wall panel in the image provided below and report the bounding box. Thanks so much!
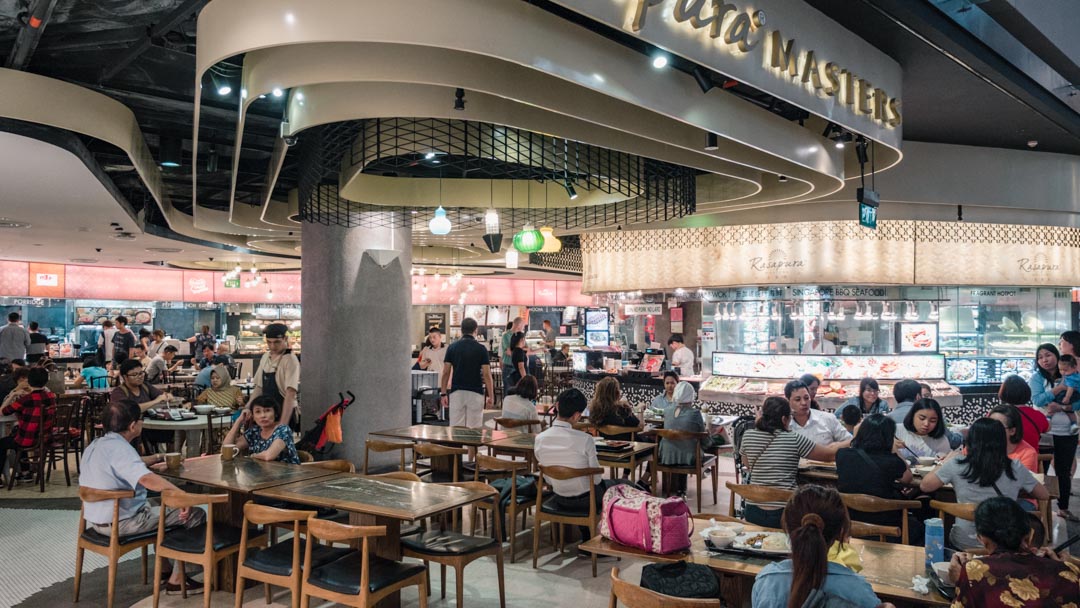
[0,261,29,297]
[533,280,558,306]
[64,266,184,301]
[182,271,217,302]
[558,281,593,306]
[410,276,586,306]
[213,272,302,304]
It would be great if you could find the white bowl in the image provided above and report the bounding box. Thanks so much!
[706,527,737,548]
[917,456,937,466]
[931,561,953,585]
[193,404,214,415]
[718,521,746,534]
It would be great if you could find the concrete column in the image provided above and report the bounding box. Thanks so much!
[301,215,412,469]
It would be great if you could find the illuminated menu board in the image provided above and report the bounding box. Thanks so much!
[712,352,946,380]
[945,357,1036,385]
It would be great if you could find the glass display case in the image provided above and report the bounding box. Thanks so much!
[938,287,1070,358]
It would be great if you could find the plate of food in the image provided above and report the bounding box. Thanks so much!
[946,359,976,383]
[731,532,790,555]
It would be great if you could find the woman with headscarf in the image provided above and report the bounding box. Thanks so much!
[195,364,245,410]
[658,381,708,496]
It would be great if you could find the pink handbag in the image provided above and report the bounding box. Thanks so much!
[598,484,692,554]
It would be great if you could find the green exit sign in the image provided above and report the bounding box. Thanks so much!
[859,202,878,230]
[224,277,240,288]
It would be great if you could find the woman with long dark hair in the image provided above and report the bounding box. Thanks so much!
[751,485,882,608]
[835,377,889,420]
[921,418,1048,549]
[589,376,639,440]
[987,405,1038,473]
[895,399,952,462]
[1035,340,1079,521]
[738,397,839,528]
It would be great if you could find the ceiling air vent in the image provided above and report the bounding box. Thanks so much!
[146,247,183,253]
[0,218,31,229]
[113,232,137,240]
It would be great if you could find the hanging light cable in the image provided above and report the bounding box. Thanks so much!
[512,181,545,253]
[428,176,451,235]
[483,179,502,253]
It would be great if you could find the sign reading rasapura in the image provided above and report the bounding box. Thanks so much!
[631,0,901,127]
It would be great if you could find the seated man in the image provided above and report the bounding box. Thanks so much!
[144,345,180,385]
[215,342,236,378]
[80,399,207,593]
[198,345,216,370]
[533,388,627,552]
[131,343,152,370]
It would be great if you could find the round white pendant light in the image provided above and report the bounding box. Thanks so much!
[428,206,451,235]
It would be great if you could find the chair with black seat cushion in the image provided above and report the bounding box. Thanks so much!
[609,566,720,608]
[531,464,604,577]
[152,489,267,608]
[654,429,718,513]
[234,502,353,608]
[74,487,155,608]
[471,454,535,562]
[401,481,506,608]
[301,518,429,608]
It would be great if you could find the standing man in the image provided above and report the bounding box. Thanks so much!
[246,323,299,427]
[111,316,137,363]
[668,334,695,375]
[98,319,116,365]
[186,325,215,362]
[0,312,30,362]
[440,317,493,428]
[802,318,837,354]
[501,317,524,393]
[80,399,207,594]
[26,321,48,363]
[542,319,558,362]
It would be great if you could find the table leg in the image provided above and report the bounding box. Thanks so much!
[185,430,203,457]
[351,512,403,608]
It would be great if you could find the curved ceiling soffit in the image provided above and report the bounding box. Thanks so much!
[0,68,265,251]
[193,0,897,230]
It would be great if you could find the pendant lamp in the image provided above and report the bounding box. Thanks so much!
[512,224,544,253]
[428,206,451,235]
[505,247,519,269]
[538,226,562,252]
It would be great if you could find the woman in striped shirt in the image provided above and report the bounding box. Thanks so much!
[739,396,843,528]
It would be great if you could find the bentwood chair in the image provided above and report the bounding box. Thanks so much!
[654,429,718,512]
[412,443,468,483]
[363,439,413,474]
[493,417,543,433]
[609,566,721,608]
[471,454,535,562]
[152,490,267,608]
[595,424,643,441]
[532,465,604,577]
[5,401,51,492]
[726,483,794,520]
[74,488,155,608]
[401,481,506,608]
[300,519,429,608]
[234,503,352,608]
[930,500,977,550]
[840,493,923,544]
[1038,453,1053,474]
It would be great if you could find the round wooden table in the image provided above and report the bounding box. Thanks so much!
[143,412,232,457]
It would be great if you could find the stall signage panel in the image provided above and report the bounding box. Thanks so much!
[712,352,945,380]
[28,263,65,298]
[35,273,58,286]
[424,312,447,331]
[624,303,662,315]
[945,357,1035,385]
[551,0,903,146]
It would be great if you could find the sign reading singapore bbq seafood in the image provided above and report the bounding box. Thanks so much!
[551,0,903,146]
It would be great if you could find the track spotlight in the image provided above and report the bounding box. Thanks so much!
[454,88,466,111]
[704,132,719,151]
[692,66,714,93]
[564,180,578,200]
[210,72,231,96]
[424,151,436,160]
[651,54,668,69]
[855,137,869,164]
[778,175,788,183]
[835,140,845,149]
[271,87,284,98]
[159,136,182,168]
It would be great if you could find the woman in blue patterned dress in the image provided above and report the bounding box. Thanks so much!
[223,395,300,464]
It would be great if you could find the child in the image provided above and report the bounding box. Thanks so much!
[1056,354,1080,434]
[0,367,56,481]
[840,404,863,435]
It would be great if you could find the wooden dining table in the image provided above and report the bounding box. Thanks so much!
[581,519,950,607]
[254,472,493,607]
[371,423,523,446]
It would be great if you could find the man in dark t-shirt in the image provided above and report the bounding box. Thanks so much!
[440,317,493,428]
[111,316,137,363]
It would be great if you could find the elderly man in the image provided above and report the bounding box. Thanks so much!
[79,399,207,593]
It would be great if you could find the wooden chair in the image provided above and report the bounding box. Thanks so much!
[595,424,643,441]
[299,518,429,608]
[571,421,595,433]
[74,488,155,608]
[401,481,506,608]
[609,566,721,608]
[4,398,51,492]
[363,439,413,474]
[930,500,976,549]
[303,459,356,473]
[532,465,604,577]
[726,482,794,520]
[1038,453,1053,475]
[45,397,79,486]
[203,413,231,455]
[370,471,422,482]
[840,493,922,544]
[297,449,315,463]
[235,502,352,608]
[654,429,718,512]
[412,443,468,483]
[850,521,902,543]
[152,489,268,608]
[493,417,542,432]
[472,454,533,562]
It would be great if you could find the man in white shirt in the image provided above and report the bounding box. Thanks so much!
[668,334,695,375]
[98,319,116,364]
[785,379,851,447]
[801,318,837,355]
[534,388,628,547]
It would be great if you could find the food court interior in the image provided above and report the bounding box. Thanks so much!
[1,1,1079,606]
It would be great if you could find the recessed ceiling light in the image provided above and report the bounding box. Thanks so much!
[1027,140,1038,148]
[651,54,668,69]
[272,88,284,98]
[0,218,31,229]
[146,247,183,253]
[70,258,98,264]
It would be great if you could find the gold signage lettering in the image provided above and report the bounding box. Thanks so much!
[725,11,759,51]
[770,31,797,78]
[872,88,888,121]
[886,98,902,126]
[801,50,821,88]
[856,79,873,114]
[709,2,738,39]
[632,0,665,31]
[821,62,841,96]
[840,70,855,106]
[673,0,714,28]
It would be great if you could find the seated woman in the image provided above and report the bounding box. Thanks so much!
[739,397,842,529]
[987,405,1039,473]
[835,377,890,421]
[895,398,953,463]
[589,376,640,441]
[195,364,245,411]
[73,353,109,389]
[223,395,300,464]
[659,381,708,495]
[501,375,541,422]
[650,371,679,411]
[836,414,923,544]
[921,418,1049,549]
[752,485,884,608]
[950,496,1078,607]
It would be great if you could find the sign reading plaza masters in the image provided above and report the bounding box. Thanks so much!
[550,0,903,148]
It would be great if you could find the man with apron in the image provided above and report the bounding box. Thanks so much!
[246,323,300,429]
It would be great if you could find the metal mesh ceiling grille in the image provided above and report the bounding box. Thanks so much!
[298,118,697,230]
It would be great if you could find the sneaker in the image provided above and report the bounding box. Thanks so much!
[163,578,203,595]
[15,473,34,483]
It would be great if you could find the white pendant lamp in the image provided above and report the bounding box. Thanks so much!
[428,206,451,235]
[504,247,519,269]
